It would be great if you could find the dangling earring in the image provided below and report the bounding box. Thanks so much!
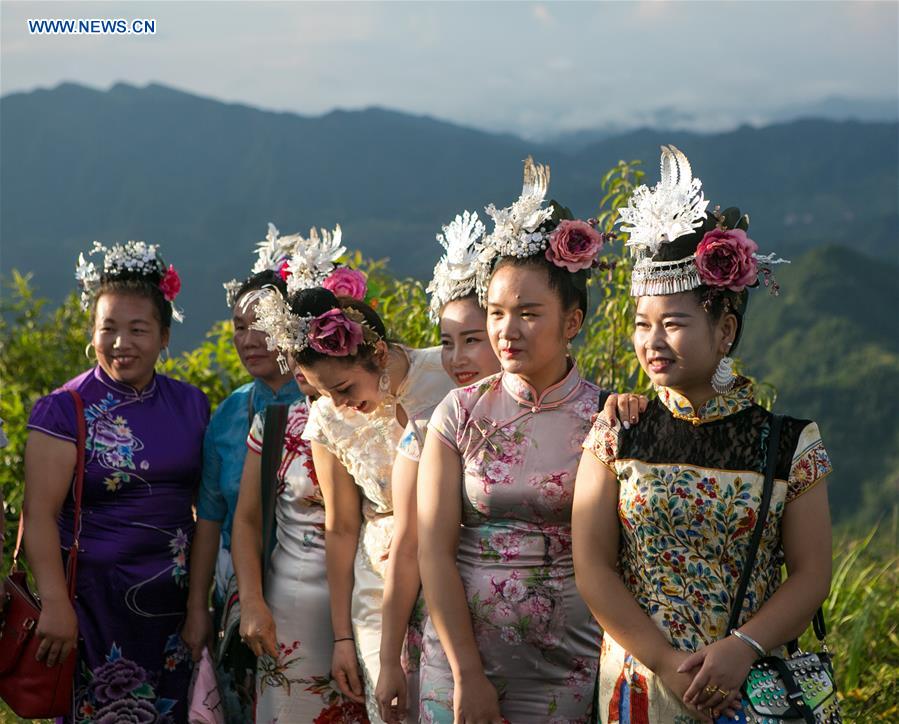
[159,346,170,363]
[711,345,736,395]
[84,342,97,362]
[378,370,391,394]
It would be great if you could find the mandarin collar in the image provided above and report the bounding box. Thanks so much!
[93,364,158,401]
[501,361,582,412]
[657,376,754,426]
[252,377,299,404]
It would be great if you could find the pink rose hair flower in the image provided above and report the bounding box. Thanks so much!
[158,264,181,302]
[307,308,364,356]
[545,220,605,272]
[322,267,367,300]
[278,260,291,281]
[694,228,759,292]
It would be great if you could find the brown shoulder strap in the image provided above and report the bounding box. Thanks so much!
[12,389,86,604]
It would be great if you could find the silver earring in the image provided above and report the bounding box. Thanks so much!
[85,342,96,362]
[378,370,390,394]
[711,355,736,394]
[159,346,170,363]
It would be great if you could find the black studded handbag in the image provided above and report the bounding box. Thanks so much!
[728,415,841,724]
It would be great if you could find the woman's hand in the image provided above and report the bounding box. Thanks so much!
[655,649,741,722]
[375,659,408,723]
[238,597,278,658]
[680,637,754,715]
[603,392,649,430]
[35,597,78,667]
[331,639,366,704]
[454,672,503,724]
[181,602,214,662]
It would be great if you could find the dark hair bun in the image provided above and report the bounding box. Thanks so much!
[234,270,288,308]
[289,287,340,317]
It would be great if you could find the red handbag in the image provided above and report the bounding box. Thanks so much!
[0,388,86,717]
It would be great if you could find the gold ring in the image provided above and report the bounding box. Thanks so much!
[715,687,730,697]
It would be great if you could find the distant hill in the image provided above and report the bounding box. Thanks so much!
[1,81,897,347]
[739,245,899,520]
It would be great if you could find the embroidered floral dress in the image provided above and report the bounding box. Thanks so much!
[197,378,301,722]
[247,400,369,724]
[302,347,454,723]
[27,366,209,724]
[419,365,603,723]
[582,378,832,724]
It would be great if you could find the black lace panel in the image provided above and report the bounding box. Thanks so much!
[617,399,810,479]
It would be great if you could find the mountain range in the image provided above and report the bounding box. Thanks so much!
[1,82,898,522]
[1,81,897,345]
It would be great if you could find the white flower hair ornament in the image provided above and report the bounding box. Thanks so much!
[223,222,306,307]
[76,240,183,322]
[224,222,368,308]
[251,291,381,373]
[426,210,486,322]
[618,145,789,298]
[475,156,608,303]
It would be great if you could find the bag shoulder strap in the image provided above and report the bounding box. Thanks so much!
[597,389,612,413]
[727,414,783,632]
[260,402,289,585]
[12,389,86,604]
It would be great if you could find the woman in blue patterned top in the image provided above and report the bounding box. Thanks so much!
[182,269,301,720]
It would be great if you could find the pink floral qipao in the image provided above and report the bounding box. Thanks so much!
[420,365,603,723]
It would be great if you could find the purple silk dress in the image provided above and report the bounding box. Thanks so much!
[27,366,210,724]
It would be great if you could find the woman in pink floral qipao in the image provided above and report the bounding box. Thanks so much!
[418,159,610,723]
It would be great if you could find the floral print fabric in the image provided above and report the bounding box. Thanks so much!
[27,366,209,723]
[420,365,603,723]
[247,401,368,723]
[302,346,453,723]
[582,378,832,723]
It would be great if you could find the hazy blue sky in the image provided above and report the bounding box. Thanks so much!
[2,1,896,136]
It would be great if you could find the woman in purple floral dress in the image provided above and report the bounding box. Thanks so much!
[24,242,209,723]
[417,160,608,722]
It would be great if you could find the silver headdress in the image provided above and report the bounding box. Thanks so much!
[282,225,346,296]
[426,210,486,322]
[619,145,788,297]
[476,157,554,302]
[223,222,308,307]
[618,145,709,297]
[248,223,374,372]
[75,240,184,322]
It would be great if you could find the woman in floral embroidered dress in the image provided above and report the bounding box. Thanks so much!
[25,242,209,723]
[375,209,501,723]
[573,147,834,723]
[230,230,372,723]
[250,268,455,723]
[417,159,609,723]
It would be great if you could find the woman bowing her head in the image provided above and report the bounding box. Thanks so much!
[251,235,455,723]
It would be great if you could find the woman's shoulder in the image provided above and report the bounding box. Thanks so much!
[209,381,254,420]
[27,368,95,441]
